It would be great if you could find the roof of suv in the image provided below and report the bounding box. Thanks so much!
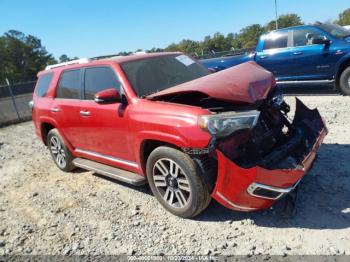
[105,51,181,63]
[38,52,182,76]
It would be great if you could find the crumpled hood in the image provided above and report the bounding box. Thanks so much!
[147,61,275,104]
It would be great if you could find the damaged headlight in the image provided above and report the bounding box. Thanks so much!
[198,111,260,138]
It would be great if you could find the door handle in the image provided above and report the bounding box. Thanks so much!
[80,110,91,116]
[293,51,303,55]
[50,107,60,112]
[335,49,343,55]
[260,55,269,59]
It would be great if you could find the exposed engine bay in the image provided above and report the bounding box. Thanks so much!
[158,87,326,170]
[216,93,326,170]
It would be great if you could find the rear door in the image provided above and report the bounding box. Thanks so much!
[256,30,293,80]
[79,66,135,164]
[50,69,84,148]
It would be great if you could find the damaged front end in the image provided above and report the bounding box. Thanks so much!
[148,60,327,212]
[209,93,328,211]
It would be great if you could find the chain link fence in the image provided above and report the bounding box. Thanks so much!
[0,81,36,126]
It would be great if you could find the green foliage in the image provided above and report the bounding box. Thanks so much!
[335,8,350,26]
[59,54,69,62]
[158,13,304,56]
[0,8,348,85]
[58,54,79,62]
[0,30,56,85]
[237,24,266,48]
[265,14,304,32]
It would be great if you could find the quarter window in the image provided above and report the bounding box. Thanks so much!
[84,67,121,100]
[35,72,53,97]
[56,70,81,99]
[263,31,288,50]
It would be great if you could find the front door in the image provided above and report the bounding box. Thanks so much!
[288,28,333,80]
[78,66,134,164]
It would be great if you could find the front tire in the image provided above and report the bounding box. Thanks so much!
[339,66,350,96]
[47,129,75,172]
[146,146,211,218]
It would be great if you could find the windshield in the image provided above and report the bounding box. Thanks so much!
[120,54,209,97]
[317,23,350,38]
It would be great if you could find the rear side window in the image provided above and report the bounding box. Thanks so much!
[35,73,53,97]
[263,31,288,50]
[56,69,81,99]
[84,67,121,100]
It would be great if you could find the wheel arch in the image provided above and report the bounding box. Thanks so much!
[40,121,56,145]
[335,56,350,87]
[138,138,217,193]
[139,139,182,177]
[38,118,74,154]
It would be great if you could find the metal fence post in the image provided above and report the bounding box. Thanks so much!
[5,78,21,121]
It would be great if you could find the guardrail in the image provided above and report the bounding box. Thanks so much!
[0,81,36,126]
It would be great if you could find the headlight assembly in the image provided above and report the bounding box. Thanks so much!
[198,111,260,138]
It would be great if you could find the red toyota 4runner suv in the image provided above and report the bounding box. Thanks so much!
[32,52,327,218]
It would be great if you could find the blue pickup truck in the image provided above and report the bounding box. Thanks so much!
[200,23,350,95]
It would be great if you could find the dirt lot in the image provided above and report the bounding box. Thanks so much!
[0,95,349,256]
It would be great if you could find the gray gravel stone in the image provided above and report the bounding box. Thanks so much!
[0,97,349,255]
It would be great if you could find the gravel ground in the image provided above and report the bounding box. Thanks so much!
[0,95,349,256]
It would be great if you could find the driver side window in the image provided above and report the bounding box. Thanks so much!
[84,67,121,100]
[293,29,326,47]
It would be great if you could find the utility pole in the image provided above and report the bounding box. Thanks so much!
[275,0,278,30]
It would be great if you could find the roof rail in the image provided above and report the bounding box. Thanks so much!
[90,54,120,60]
[45,58,91,70]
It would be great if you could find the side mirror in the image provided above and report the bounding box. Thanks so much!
[94,88,121,104]
[312,38,331,46]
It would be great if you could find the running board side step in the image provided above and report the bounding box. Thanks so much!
[73,158,147,186]
[277,79,334,85]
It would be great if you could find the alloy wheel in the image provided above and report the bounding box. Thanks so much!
[50,136,66,168]
[152,158,191,208]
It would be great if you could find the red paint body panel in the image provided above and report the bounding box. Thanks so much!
[212,126,328,211]
[79,100,135,161]
[33,54,212,177]
[50,99,83,149]
[148,61,275,104]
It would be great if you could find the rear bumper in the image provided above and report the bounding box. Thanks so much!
[211,99,328,211]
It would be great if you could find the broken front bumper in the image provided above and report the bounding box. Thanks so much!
[211,99,328,211]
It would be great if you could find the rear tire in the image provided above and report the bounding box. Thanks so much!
[338,66,350,96]
[47,129,75,172]
[146,146,211,218]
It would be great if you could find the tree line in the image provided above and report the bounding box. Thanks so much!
[0,9,349,85]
